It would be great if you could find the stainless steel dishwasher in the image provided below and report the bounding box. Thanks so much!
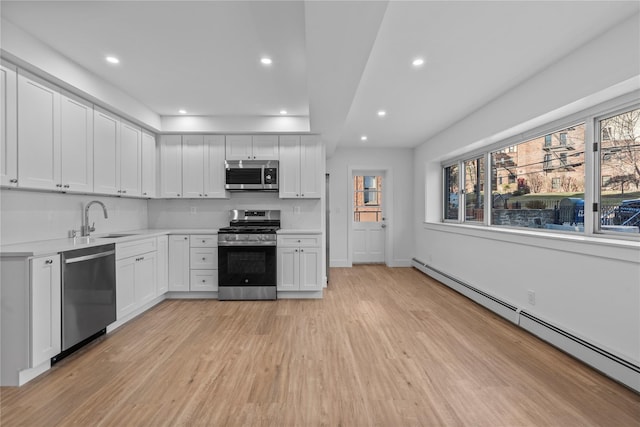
[56,244,116,361]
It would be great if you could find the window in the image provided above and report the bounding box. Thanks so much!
[560,132,567,146]
[442,100,639,239]
[464,157,485,222]
[598,107,640,233]
[444,165,459,220]
[354,175,382,222]
[490,124,585,230]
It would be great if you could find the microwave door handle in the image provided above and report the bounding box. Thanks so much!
[261,164,265,188]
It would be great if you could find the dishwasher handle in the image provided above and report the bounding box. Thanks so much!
[64,249,116,264]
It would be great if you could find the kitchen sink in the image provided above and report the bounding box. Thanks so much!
[99,233,137,239]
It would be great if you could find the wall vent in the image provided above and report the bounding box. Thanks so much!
[411,257,640,393]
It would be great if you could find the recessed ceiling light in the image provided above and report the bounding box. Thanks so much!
[280,110,287,115]
[412,57,425,67]
[361,136,368,141]
[260,57,273,65]
[377,110,386,117]
[178,109,187,114]
[105,56,120,64]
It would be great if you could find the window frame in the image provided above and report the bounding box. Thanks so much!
[439,94,640,241]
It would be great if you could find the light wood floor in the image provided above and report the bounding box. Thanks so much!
[1,265,639,426]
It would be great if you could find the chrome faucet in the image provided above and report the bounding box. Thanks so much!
[82,201,108,236]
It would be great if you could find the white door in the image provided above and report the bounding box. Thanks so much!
[203,135,226,198]
[182,135,205,198]
[1,65,18,186]
[352,173,386,264]
[159,135,183,198]
[120,122,141,196]
[93,109,120,195]
[141,132,156,198]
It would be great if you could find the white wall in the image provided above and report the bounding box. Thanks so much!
[327,147,413,267]
[148,193,321,230]
[413,14,640,365]
[0,190,148,245]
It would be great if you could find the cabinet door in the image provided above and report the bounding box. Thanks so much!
[135,252,157,306]
[94,109,120,195]
[0,65,18,186]
[189,247,217,269]
[156,236,169,296]
[141,132,156,197]
[190,270,218,292]
[116,257,137,319]
[278,135,300,198]
[168,235,190,291]
[299,247,321,291]
[160,135,182,197]
[30,254,61,367]
[203,135,227,198]
[182,135,204,198]
[17,73,61,190]
[120,122,142,196]
[252,135,279,160]
[299,135,322,198]
[225,135,252,160]
[277,247,299,291]
[60,94,93,192]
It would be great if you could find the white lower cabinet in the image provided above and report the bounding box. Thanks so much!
[0,254,61,386]
[156,235,169,295]
[277,234,322,292]
[116,238,157,320]
[30,255,62,367]
[168,234,218,293]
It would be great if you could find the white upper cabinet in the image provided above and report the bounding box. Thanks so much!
[279,135,321,198]
[60,93,93,193]
[159,135,182,197]
[93,108,120,195]
[225,135,278,160]
[178,134,227,199]
[17,72,61,190]
[119,122,142,197]
[182,135,205,198]
[252,135,279,160]
[141,131,156,198]
[0,64,18,187]
[203,135,227,198]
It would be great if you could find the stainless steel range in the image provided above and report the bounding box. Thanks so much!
[217,210,280,300]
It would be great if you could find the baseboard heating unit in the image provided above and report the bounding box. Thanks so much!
[411,258,640,393]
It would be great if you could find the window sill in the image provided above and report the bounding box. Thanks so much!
[423,221,640,264]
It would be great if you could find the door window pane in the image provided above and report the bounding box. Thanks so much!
[444,165,459,220]
[599,108,640,233]
[354,175,382,222]
[491,124,585,230]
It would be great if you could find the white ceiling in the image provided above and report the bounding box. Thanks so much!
[2,1,638,154]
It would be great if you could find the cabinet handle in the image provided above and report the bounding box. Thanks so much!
[177,193,181,197]
[184,237,188,240]
[64,184,70,188]
[56,184,62,188]
[9,178,17,183]
[122,190,127,194]
[202,279,206,283]
[143,192,148,196]
[295,249,298,253]
[204,194,208,197]
[202,257,206,261]
[301,194,304,197]
[301,249,304,253]
[296,194,299,197]
[45,259,53,264]
[199,194,203,197]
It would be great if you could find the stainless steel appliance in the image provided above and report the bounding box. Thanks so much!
[225,160,278,191]
[217,210,280,300]
[55,244,116,362]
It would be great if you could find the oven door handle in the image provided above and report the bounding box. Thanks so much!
[218,241,276,247]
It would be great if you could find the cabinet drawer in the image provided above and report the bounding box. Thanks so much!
[190,235,217,248]
[189,247,217,269]
[190,269,218,291]
[116,238,157,260]
[277,235,320,248]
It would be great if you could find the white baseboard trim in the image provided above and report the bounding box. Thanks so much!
[411,257,640,393]
[17,361,50,386]
[330,259,351,267]
[277,290,323,299]
[166,291,218,299]
[107,294,166,333]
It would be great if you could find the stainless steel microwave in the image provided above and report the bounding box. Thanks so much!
[225,160,278,191]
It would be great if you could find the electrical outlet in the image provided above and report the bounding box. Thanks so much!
[190,206,197,214]
[527,290,536,305]
[293,206,301,214]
